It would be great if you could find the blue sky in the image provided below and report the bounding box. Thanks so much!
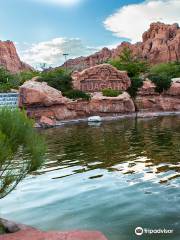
[0,0,180,67]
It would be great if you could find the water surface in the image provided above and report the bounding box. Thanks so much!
[0,116,180,240]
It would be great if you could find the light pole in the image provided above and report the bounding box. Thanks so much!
[63,53,69,72]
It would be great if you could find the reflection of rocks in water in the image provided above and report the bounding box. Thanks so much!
[88,122,102,127]
[41,116,180,185]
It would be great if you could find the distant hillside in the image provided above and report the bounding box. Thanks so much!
[61,22,180,71]
[0,40,32,73]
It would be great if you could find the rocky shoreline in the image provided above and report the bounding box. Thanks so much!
[35,111,180,128]
[18,68,180,128]
[0,218,107,240]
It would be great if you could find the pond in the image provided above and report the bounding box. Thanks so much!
[0,116,180,240]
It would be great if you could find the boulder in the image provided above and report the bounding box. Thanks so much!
[135,80,180,112]
[19,81,69,107]
[39,116,56,128]
[68,92,135,115]
[0,219,107,240]
[1,229,107,240]
[137,80,157,96]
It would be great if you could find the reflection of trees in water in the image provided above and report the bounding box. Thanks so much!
[42,116,180,180]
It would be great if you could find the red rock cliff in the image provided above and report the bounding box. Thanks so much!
[0,40,32,73]
[61,22,180,71]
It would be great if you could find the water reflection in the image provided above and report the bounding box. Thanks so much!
[41,116,180,185]
[1,116,180,240]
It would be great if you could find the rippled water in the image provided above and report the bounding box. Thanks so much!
[0,116,180,240]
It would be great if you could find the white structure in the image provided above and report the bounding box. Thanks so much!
[0,93,19,108]
[171,78,180,83]
[88,116,102,122]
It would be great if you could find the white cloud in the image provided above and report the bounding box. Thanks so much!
[104,0,180,43]
[17,37,97,68]
[33,0,82,6]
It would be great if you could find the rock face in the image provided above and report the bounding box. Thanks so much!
[0,40,32,73]
[61,48,112,72]
[135,80,180,112]
[1,219,107,240]
[72,64,131,92]
[19,78,180,124]
[19,81,69,107]
[19,80,135,121]
[68,92,135,116]
[61,22,180,71]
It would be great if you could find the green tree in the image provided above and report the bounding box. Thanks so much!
[109,47,149,77]
[127,77,143,98]
[0,108,46,199]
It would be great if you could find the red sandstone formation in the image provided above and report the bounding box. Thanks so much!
[18,74,180,124]
[0,219,107,240]
[72,64,131,92]
[68,92,135,117]
[61,22,180,71]
[18,80,135,122]
[0,40,32,73]
[1,229,107,240]
[19,80,69,107]
[135,80,180,112]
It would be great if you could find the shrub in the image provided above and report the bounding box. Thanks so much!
[39,68,72,93]
[0,108,46,199]
[64,89,91,100]
[127,77,143,98]
[16,70,39,85]
[102,88,122,97]
[0,67,19,92]
[0,67,36,92]
[149,74,172,93]
[148,62,180,92]
[149,62,180,79]
[109,47,149,78]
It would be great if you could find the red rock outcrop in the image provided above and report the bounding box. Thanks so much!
[61,22,180,71]
[19,81,69,107]
[135,80,180,112]
[19,80,135,121]
[68,92,135,116]
[72,64,131,92]
[0,40,32,73]
[1,219,107,240]
[19,78,180,123]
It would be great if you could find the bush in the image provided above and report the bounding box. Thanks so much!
[64,89,91,100]
[102,88,122,97]
[0,108,46,199]
[148,62,180,92]
[149,74,172,93]
[0,67,19,92]
[127,77,143,98]
[109,47,149,78]
[0,67,38,92]
[149,62,180,79]
[16,70,39,85]
[39,68,72,93]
